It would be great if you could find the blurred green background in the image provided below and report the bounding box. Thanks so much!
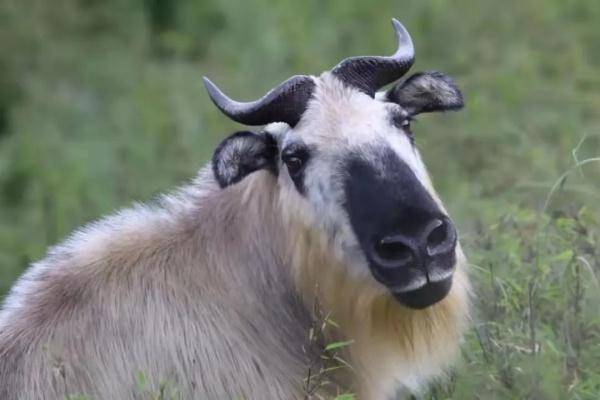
[1,0,599,398]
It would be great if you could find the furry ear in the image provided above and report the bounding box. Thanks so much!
[212,131,278,188]
[387,71,464,115]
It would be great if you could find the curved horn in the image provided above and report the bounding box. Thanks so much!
[203,75,315,127]
[331,18,415,97]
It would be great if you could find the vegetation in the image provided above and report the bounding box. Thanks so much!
[1,0,599,398]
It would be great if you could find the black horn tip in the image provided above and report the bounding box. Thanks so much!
[203,75,316,127]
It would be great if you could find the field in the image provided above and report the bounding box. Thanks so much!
[1,0,599,398]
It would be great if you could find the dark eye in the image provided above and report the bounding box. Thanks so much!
[395,116,415,143]
[284,156,305,177]
[282,146,309,178]
[391,111,414,138]
[400,118,411,132]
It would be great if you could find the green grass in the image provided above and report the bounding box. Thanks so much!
[1,0,599,398]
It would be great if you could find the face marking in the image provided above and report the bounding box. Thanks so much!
[214,68,463,309]
[390,275,428,293]
[427,267,454,283]
[270,73,460,308]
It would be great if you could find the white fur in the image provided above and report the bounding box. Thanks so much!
[273,72,436,287]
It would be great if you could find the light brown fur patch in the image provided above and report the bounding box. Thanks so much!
[286,214,470,399]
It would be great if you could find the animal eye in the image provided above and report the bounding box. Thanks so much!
[400,118,411,130]
[282,146,309,178]
[285,156,304,176]
[391,111,413,134]
[398,117,415,143]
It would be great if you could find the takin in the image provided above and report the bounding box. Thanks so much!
[0,19,470,400]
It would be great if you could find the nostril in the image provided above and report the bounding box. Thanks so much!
[425,218,457,256]
[374,235,414,267]
[427,219,446,247]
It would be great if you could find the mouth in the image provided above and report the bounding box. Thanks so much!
[366,253,456,309]
[359,215,458,310]
[392,276,453,309]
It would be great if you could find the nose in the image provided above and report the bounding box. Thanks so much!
[423,217,457,258]
[371,216,457,272]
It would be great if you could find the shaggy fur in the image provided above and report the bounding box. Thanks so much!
[0,74,469,400]
[0,172,468,399]
[0,170,318,399]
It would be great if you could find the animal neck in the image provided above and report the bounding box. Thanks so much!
[202,171,468,398]
[285,217,470,399]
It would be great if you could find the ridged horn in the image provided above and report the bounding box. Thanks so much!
[203,75,315,127]
[331,18,415,97]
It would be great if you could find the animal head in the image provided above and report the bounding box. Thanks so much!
[206,19,464,310]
